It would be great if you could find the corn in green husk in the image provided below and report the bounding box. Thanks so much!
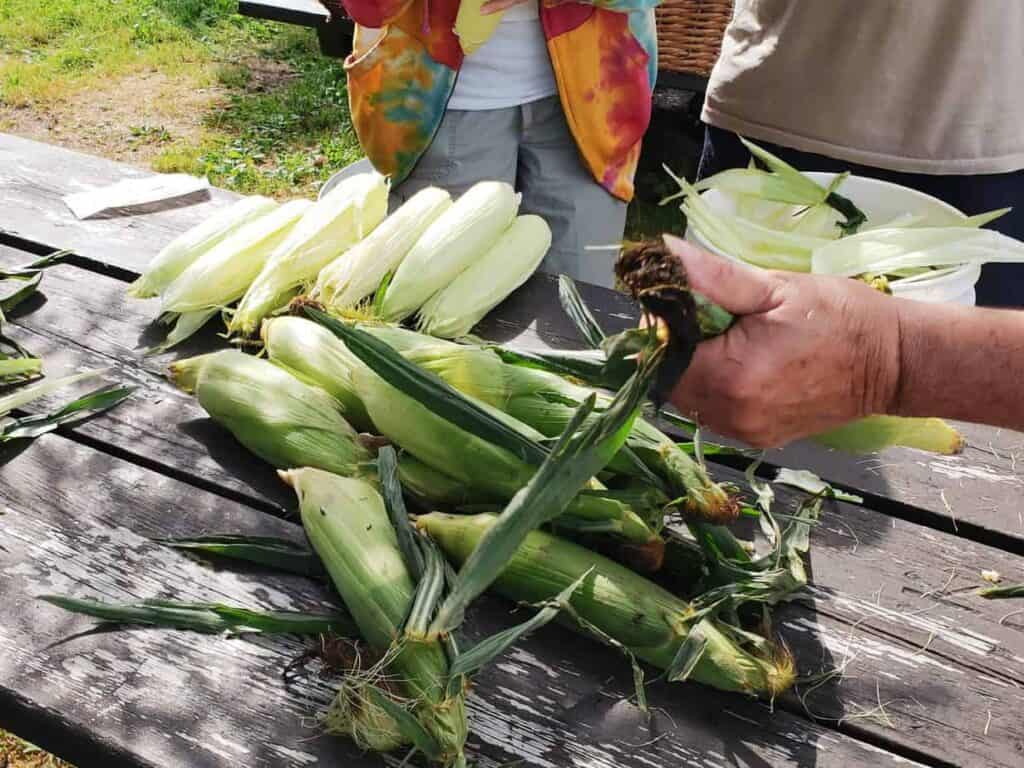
[262,316,373,432]
[283,468,468,765]
[350,361,662,547]
[419,511,794,697]
[168,350,372,476]
[405,343,738,522]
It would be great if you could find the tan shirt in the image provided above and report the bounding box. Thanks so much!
[702,0,1024,175]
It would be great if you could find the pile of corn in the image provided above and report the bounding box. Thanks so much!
[100,176,969,764]
[150,310,806,765]
[127,175,551,351]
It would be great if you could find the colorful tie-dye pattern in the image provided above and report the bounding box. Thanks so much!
[341,0,657,202]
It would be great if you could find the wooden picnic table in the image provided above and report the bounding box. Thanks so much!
[1,132,1023,768]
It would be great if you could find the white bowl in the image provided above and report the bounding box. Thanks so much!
[684,172,979,306]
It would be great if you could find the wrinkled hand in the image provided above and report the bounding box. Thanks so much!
[666,235,902,448]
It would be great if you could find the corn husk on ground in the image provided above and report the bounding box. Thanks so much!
[229,173,389,336]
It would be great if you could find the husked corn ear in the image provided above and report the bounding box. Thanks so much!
[420,512,795,697]
[283,468,467,764]
[128,195,278,299]
[161,199,311,314]
[314,187,452,311]
[454,0,503,55]
[230,173,389,336]
[418,214,551,339]
[261,316,373,432]
[169,350,372,475]
[382,181,519,322]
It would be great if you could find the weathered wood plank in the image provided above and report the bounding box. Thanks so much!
[0,133,240,274]
[0,434,916,768]
[3,235,1021,550]
[2,398,1021,765]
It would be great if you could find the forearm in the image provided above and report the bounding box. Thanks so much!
[892,300,1024,430]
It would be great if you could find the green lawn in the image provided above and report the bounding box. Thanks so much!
[1,0,359,198]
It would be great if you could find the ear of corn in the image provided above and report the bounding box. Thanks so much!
[406,343,739,522]
[229,173,389,336]
[417,214,550,339]
[161,199,312,314]
[454,0,503,55]
[382,181,519,322]
[169,350,372,476]
[419,512,794,697]
[128,196,278,299]
[350,361,660,545]
[314,187,453,312]
[261,316,373,432]
[814,415,965,455]
[282,468,467,765]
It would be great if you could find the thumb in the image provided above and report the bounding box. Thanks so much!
[663,234,782,316]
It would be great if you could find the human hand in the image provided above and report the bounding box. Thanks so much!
[666,235,902,448]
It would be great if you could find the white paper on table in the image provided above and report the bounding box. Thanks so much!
[63,174,210,219]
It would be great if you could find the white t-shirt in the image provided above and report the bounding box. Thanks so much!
[447,2,559,111]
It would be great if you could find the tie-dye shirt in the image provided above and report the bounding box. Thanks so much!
[341,0,658,201]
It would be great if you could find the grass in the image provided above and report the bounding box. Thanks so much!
[0,0,359,198]
[152,37,362,198]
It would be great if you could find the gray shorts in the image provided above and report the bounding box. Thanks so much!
[391,96,628,289]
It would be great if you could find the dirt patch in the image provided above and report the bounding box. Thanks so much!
[0,69,226,167]
[240,57,299,93]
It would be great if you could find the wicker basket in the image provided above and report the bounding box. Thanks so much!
[656,0,733,78]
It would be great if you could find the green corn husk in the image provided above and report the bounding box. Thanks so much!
[397,454,494,508]
[419,512,794,697]
[262,316,373,432]
[406,344,738,522]
[230,173,389,336]
[128,195,278,299]
[349,362,661,547]
[168,350,372,476]
[282,468,467,765]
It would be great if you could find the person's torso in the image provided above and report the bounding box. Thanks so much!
[447,1,559,111]
[702,0,1024,174]
[344,0,658,200]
